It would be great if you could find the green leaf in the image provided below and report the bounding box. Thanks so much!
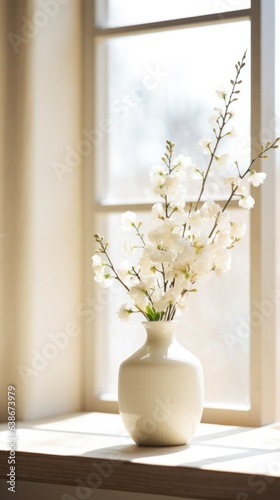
[146,305,161,321]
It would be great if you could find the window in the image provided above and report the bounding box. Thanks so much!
[83,0,279,425]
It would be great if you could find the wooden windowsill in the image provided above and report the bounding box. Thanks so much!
[0,412,280,499]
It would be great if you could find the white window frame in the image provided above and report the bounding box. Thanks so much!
[82,0,279,426]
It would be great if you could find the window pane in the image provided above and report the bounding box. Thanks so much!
[94,208,250,409]
[95,21,250,204]
[97,0,251,28]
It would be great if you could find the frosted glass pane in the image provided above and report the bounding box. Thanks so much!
[94,208,250,408]
[98,0,251,28]
[96,21,250,204]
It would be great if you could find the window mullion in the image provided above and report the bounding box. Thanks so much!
[250,0,276,425]
[94,9,251,39]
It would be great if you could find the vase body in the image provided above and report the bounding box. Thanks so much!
[118,321,204,446]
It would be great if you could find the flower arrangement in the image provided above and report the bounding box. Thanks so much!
[92,52,279,322]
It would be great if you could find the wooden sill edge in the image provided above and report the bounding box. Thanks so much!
[0,450,279,499]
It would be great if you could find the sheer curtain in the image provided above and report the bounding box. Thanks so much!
[0,0,83,421]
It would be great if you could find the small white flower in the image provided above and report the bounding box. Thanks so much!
[235,185,246,197]
[149,164,168,188]
[94,268,113,288]
[146,247,174,263]
[247,170,267,187]
[208,108,222,127]
[169,185,186,211]
[200,200,220,219]
[179,240,197,261]
[213,248,232,275]
[170,199,185,212]
[222,164,241,188]
[219,257,231,273]
[216,86,227,100]
[228,125,238,137]
[152,203,165,218]
[177,294,189,312]
[230,222,246,239]
[148,221,179,248]
[239,195,255,209]
[118,304,132,321]
[198,136,212,154]
[214,153,230,168]
[150,164,168,176]
[160,174,181,195]
[215,231,232,247]
[122,240,135,254]
[129,284,148,310]
[138,249,154,276]
[187,211,204,229]
[121,211,137,231]
[92,255,102,268]
[153,289,176,313]
[190,250,213,280]
[216,211,230,230]
[192,167,204,180]
[117,260,133,281]
[171,155,193,172]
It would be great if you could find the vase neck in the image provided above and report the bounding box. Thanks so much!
[142,321,177,345]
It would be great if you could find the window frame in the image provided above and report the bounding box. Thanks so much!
[82,0,279,425]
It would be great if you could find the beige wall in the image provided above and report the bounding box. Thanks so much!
[0,0,83,421]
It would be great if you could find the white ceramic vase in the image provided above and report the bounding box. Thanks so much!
[118,321,204,446]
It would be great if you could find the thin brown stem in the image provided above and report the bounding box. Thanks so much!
[194,51,247,211]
